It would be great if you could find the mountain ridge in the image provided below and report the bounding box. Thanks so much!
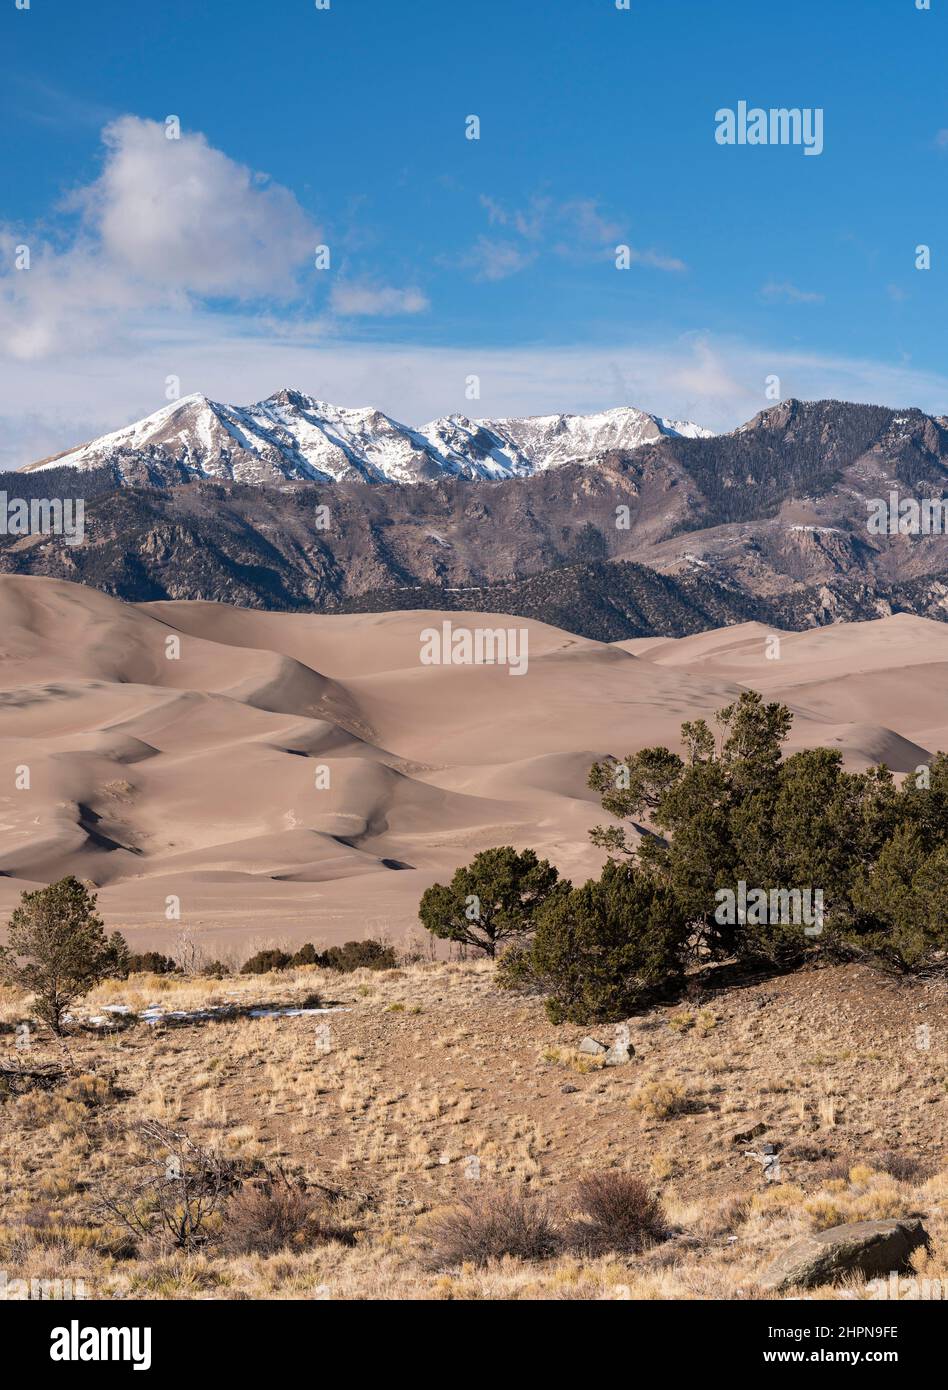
[5,396,946,641]
[19,387,714,486]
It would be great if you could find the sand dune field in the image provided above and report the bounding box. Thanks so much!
[0,576,945,953]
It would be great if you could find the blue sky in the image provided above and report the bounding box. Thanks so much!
[1,0,947,467]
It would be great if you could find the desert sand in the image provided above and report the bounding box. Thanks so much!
[0,575,945,953]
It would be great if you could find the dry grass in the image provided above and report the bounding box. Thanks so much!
[1,957,947,1299]
[629,1078,693,1120]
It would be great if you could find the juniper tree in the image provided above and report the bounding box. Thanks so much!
[588,692,795,955]
[0,877,128,1036]
[586,690,942,971]
[419,847,564,957]
[849,829,948,971]
[505,860,689,1023]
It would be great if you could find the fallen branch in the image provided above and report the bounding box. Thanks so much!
[0,1059,67,1094]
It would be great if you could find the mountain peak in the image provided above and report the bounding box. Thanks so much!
[264,387,315,408]
[20,391,714,486]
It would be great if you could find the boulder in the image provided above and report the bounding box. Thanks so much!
[759,1218,929,1292]
[577,1036,608,1055]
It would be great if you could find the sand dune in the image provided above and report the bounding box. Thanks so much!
[0,576,944,952]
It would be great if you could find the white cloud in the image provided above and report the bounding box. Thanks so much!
[0,116,319,360]
[83,116,316,297]
[329,283,429,316]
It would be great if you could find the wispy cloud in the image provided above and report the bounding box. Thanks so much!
[457,236,537,282]
[479,193,551,241]
[329,283,429,316]
[759,280,825,305]
[12,74,116,131]
[561,198,624,245]
[461,193,685,279]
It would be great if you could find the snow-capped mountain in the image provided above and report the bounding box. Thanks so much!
[21,388,714,486]
[419,407,712,478]
[9,398,948,637]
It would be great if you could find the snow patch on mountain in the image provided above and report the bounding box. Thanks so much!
[22,389,715,485]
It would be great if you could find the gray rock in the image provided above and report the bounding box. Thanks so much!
[561,1084,579,1094]
[577,1036,608,1055]
[759,1218,929,1292]
[604,1044,634,1066]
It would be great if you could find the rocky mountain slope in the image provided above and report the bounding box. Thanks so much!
[5,397,946,638]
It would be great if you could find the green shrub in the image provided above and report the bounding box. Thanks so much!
[127,951,177,975]
[0,877,129,1035]
[240,949,292,975]
[318,939,397,972]
[587,691,947,975]
[847,831,948,971]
